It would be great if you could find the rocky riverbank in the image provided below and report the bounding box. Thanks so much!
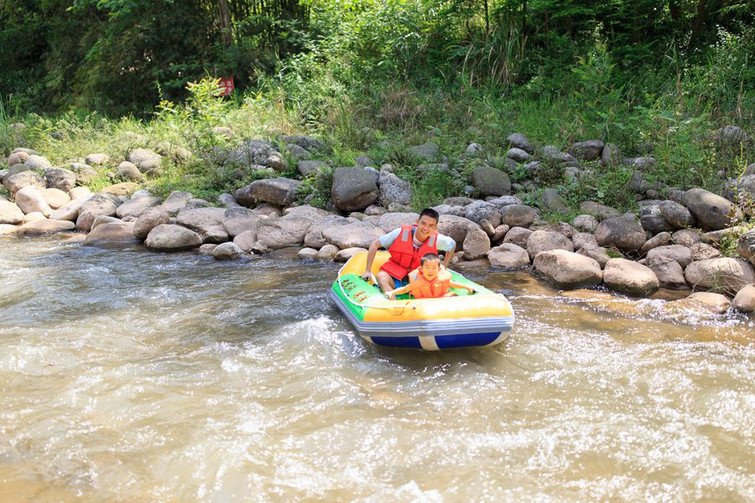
[2,130,754,318]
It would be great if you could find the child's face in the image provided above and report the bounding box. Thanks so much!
[421,260,440,280]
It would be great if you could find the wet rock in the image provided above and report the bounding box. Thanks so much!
[603,258,660,297]
[666,292,730,315]
[683,188,743,231]
[732,285,755,313]
[298,247,318,260]
[526,230,574,259]
[487,243,530,269]
[145,224,202,251]
[16,219,75,236]
[212,242,244,260]
[533,249,602,289]
[84,221,139,246]
[684,257,755,295]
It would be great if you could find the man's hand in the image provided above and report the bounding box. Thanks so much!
[361,271,372,282]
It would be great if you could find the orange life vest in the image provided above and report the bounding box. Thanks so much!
[407,267,451,298]
[380,224,439,280]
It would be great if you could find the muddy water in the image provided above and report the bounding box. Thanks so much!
[0,237,752,502]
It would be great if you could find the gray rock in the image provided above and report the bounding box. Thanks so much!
[176,207,228,243]
[144,224,203,251]
[127,148,162,168]
[280,135,327,153]
[16,219,75,236]
[499,204,536,227]
[335,247,367,262]
[503,227,533,248]
[442,196,474,207]
[225,140,286,171]
[212,242,244,260]
[463,200,501,227]
[690,242,722,261]
[723,174,755,205]
[133,207,171,240]
[0,201,25,224]
[236,177,301,207]
[673,228,705,247]
[646,256,689,290]
[738,229,755,264]
[332,167,378,211]
[573,232,598,250]
[714,125,750,147]
[595,215,647,252]
[541,145,576,165]
[646,245,693,268]
[533,249,602,289]
[408,143,440,161]
[577,245,612,268]
[84,221,139,247]
[298,247,319,260]
[639,231,672,255]
[463,227,491,260]
[41,188,71,210]
[526,230,574,259]
[232,230,258,252]
[569,140,604,161]
[3,171,46,197]
[573,214,599,233]
[603,258,660,297]
[22,154,53,170]
[472,165,511,197]
[579,201,621,221]
[304,215,352,248]
[85,153,110,166]
[116,196,161,219]
[627,156,656,171]
[466,143,483,155]
[256,213,317,249]
[379,171,412,207]
[49,195,91,222]
[378,212,419,233]
[683,188,743,231]
[487,243,530,268]
[506,148,531,163]
[116,161,143,182]
[437,214,478,246]
[732,285,755,313]
[15,186,52,216]
[297,160,328,177]
[44,168,77,192]
[323,220,385,249]
[76,193,121,232]
[506,133,533,153]
[160,191,194,216]
[222,207,263,238]
[540,188,569,213]
[684,257,755,295]
[317,244,340,260]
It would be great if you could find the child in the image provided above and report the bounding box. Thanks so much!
[385,253,475,300]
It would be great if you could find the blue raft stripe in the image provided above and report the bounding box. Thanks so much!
[370,336,423,349]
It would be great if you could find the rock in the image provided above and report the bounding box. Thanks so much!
[160,191,194,215]
[472,165,511,197]
[568,140,604,161]
[22,212,47,223]
[221,207,262,238]
[503,227,533,248]
[595,215,647,252]
[506,133,534,153]
[304,215,352,248]
[84,221,139,246]
[572,232,598,250]
[332,167,378,211]
[738,229,755,264]
[41,188,71,210]
[176,207,228,243]
[684,257,755,295]
[298,247,319,260]
[723,174,755,205]
[212,242,244,260]
[491,224,509,242]
[463,200,501,228]
[15,186,53,217]
[101,183,139,197]
[437,214,477,246]
[240,177,301,207]
[573,214,599,233]
[16,219,76,236]
[335,247,367,263]
[645,257,688,290]
[44,168,77,192]
[603,258,660,297]
[115,195,161,219]
[379,170,412,207]
[49,195,91,222]
[127,148,162,167]
[540,188,569,213]
[533,250,602,289]
[281,135,327,153]
[673,228,705,247]
[75,193,121,232]
[116,161,142,182]
[408,143,440,161]
[91,215,122,230]
[579,201,621,221]
[732,285,755,313]
[256,213,317,249]
[317,244,340,260]
[541,145,576,165]
[487,243,530,269]
[3,171,46,197]
[667,292,731,315]
[646,245,693,268]
[225,140,286,170]
[506,148,531,163]
[144,224,202,251]
[297,160,328,177]
[714,125,750,147]
[690,242,721,261]
[463,227,491,260]
[132,207,170,240]
[527,230,574,260]
[85,153,109,166]
[499,204,536,227]
[600,143,621,166]
[7,150,29,166]
[683,188,743,231]
[639,232,672,255]
[0,201,25,224]
[323,220,385,249]
[577,245,612,268]
[232,230,258,252]
[21,154,53,170]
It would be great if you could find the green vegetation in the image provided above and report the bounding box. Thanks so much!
[0,1,753,214]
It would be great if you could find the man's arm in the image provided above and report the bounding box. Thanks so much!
[361,238,382,281]
[442,242,456,268]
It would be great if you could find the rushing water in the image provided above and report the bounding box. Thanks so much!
[0,236,753,502]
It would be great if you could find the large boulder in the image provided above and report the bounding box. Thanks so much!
[603,258,660,297]
[331,167,378,211]
[323,220,385,249]
[144,224,203,251]
[684,257,755,295]
[84,221,139,247]
[76,193,121,232]
[487,243,530,269]
[463,227,491,260]
[645,245,693,269]
[463,200,501,228]
[16,219,76,236]
[225,140,286,171]
[378,212,419,233]
[738,229,755,265]
[21,154,52,170]
[41,188,71,210]
[133,206,171,240]
[579,201,621,221]
[14,186,52,217]
[526,230,574,260]
[568,140,604,161]
[3,170,46,197]
[683,188,743,231]
[160,191,194,216]
[666,292,731,315]
[499,204,536,228]
[115,195,161,219]
[0,201,25,224]
[437,214,477,246]
[732,285,755,313]
[305,215,352,248]
[640,200,695,233]
[236,177,301,207]
[595,215,647,252]
[176,207,229,243]
[471,165,511,197]
[533,250,603,289]
[379,170,412,207]
[645,257,688,290]
[256,212,320,249]
[503,227,533,248]
[222,207,263,238]
[49,195,91,222]
[44,167,77,192]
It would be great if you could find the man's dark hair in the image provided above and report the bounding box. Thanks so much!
[419,208,439,222]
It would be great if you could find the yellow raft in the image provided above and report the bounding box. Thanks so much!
[329,251,515,350]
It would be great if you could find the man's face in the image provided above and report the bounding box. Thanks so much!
[415,215,438,241]
[420,260,440,281]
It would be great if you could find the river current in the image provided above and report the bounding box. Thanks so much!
[0,236,753,502]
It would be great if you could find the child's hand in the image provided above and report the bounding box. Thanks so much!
[385,290,396,300]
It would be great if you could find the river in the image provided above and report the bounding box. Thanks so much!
[0,236,753,502]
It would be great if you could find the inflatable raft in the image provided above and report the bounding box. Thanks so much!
[329,251,515,350]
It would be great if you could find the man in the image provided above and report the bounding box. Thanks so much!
[362,208,456,294]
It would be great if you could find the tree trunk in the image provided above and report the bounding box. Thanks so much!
[218,0,231,47]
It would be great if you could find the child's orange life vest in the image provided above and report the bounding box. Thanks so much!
[407,267,451,298]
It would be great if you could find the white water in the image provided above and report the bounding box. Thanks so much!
[0,237,753,501]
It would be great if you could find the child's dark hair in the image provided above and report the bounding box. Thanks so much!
[419,208,439,222]
[420,253,441,265]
